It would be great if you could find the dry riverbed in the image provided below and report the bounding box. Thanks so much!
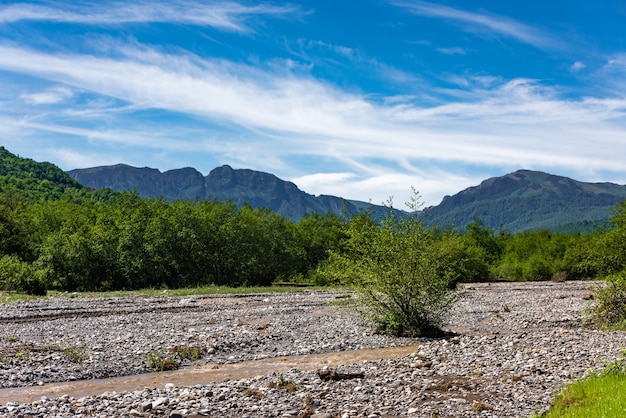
[0,281,624,417]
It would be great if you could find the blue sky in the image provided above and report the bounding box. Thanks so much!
[1,1,626,207]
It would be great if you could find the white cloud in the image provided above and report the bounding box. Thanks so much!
[0,1,299,32]
[570,61,585,72]
[394,1,560,49]
[292,170,487,208]
[20,86,73,105]
[437,47,466,55]
[46,148,119,170]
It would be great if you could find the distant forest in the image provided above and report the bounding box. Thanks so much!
[2,146,626,295]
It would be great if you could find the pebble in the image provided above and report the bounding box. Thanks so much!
[0,281,623,417]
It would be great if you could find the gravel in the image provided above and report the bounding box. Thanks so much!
[1,281,624,417]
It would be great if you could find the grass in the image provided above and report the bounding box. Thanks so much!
[0,284,333,304]
[537,352,626,418]
[537,373,626,417]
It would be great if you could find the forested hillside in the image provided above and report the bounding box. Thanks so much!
[423,170,626,232]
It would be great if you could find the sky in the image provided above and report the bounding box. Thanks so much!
[1,1,626,208]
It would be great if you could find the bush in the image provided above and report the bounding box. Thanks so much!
[0,254,47,295]
[588,273,626,329]
[317,194,463,337]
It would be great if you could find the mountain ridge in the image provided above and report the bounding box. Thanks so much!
[0,153,611,232]
[68,164,364,221]
[424,169,626,232]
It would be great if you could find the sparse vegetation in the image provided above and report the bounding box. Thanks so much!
[268,374,299,392]
[145,345,205,372]
[61,344,87,363]
[471,401,494,413]
[242,388,264,399]
[146,351,179,372]
[14,349,29,361]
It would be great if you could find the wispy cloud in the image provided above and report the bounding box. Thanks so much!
[20,86,74,105]
[437,46,466,55]
[2,42,626,205]
[599,53,626,94]
[393,1,560,49]
[0,1,299,32]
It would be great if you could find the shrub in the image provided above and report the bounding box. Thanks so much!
[62,344,87,363]
[588,273,626,329]
[268,374,299,392]
[0,254,47,296]
[146,351,179,371]
[317,193,463,337]
[170,345,202,361]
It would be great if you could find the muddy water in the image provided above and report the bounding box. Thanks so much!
[0,345,420,405]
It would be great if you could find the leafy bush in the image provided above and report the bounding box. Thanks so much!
[587,273,626,329]
[317,195,463,337]
[0,254,47,295]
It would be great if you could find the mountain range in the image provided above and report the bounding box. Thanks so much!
[68,164,363,222]
[67,163,626,233]
[1,146,624,233]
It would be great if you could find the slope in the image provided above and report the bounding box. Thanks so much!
[424,170,626,232]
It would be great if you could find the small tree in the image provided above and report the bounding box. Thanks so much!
[318,192,463,337]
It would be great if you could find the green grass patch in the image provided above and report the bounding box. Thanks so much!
[537,373,626,417]
[538,351,626,418]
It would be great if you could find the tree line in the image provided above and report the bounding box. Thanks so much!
[2,182,626,296]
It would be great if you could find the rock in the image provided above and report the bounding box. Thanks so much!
[0,282,623,418]
[317,369,365,381]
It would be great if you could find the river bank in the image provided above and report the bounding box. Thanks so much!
[1,281,624,417]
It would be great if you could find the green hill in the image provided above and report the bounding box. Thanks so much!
[423,170,626,233]
[0,146,85,200]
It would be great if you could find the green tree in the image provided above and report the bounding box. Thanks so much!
[464,217,502,264]
[0,254,47,295]
[491,229,573,281]
[297,212,347,276]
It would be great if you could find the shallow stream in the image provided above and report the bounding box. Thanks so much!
[0,344,420,405]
